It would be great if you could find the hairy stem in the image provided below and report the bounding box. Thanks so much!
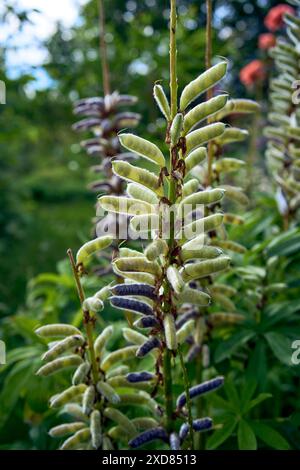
[98,0,111,96]
[205,0,214,186]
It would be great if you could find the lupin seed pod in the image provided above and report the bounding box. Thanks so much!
[176,287,211,306]
[153,83,171,120]
[107,375,152,392]
[82,296,104,313]
[112,160,164,196]
[114,257,162,277]
[127,183,159,205]
[111,283,157,300]
[182,213,224,239]
[63,404,88,422]
[214,157,245,173]
[35,323,81,338]
[97,381,120,404]
[185,122,225,154]
[179,418,212,441]
[129,427,168,448]
[215,98,260,121]
[42,335,84,361]
[122,328,148,346]
[101,346,139,371]
[208,313,244,327]
[110,296,154,316]
[136,337,161,357]
[163,313,178,351]
[184,147,207,173]
[104,407,136,437]
[145,239,168,261]
[220,185,249,206]
[60,428,91,450]
[76,235,113,267]
[49,422,86,438]
[90,409,102,449]
[102,436,114,450]
[119,133,165,167]
[183,94,228,134]
[170,432,181,450]
[133,316,160,329]
[50,384,87,408]
[176,319,195,344]
[176,376,224,408]
[215,127,249,146]
[98,195,155,215]
[212,239,246,254]
[82,385,95,415]
[178,188,225,211]
[72,362,91,386]
[181,256,230,281]
[181,245,222,262]
[126,371,156,383]
[170,113,184,145]
[182,179,200,198]
[180,61,227,110]
[94,325,114,356]
[166,265,185,294]
[36,355,83,377]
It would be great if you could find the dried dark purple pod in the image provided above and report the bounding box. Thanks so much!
[111,283,157,300]
[186,344,201,362]
[126,371,156,383]
[109,296,154,316]
[72,118,102,132]
[136,337,161,357]
[129,427,168,448]
[179,418,212,442]
[176,310,198,329]
[117,94,138,106]
[170,432,181,450]
[133,316,160,329]
[176,376,224,409]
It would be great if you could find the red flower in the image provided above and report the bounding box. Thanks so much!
[258,33,276,50]
[240,60,266,88]
[264,4,295,32]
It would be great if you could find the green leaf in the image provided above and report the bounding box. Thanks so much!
[266,228,300,257]
[245,393,272,413]
[238,420,257,450]
[251,422,290,450]
[215,330,255,363]
[206,417,237,450]
[265,332,293,365]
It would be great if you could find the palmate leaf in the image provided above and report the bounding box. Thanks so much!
[206,416,237,450]
[266,228,300,257]
[244,393,272,413]
[237,420,257,450]
[251,422,290,450]
[264,332,294,366]
[214,330,255,363]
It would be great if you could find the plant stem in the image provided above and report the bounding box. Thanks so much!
[178,345,194,450]
[98,0,111,96]
[67,248,99,385]
[205,0,214,186]
[170,0,178,119]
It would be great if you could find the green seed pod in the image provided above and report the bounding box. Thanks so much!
[215,98,259,121]
[102,436,114,450]
[182,213,224,239]
[117,392,160,414]
[220,185,249,206]
[215,127,249,146]
[170,113,184,145]
[106,366,130,379]
[76,235,113,267]
[223,213,244,225]
[98,195,154,215]
[163,313,178,351]
[214,157,245,173]
[153,83,171,120]
[145,239,168,261]
[179,188,225,212]
[209,313,244,327]
[184,147,207,173]
[97,381,120,404]
[176,287,211,306]
[50,384,87,408]
[166,265,185,294]
[35,323,81,338]
[181,256,231,281]
[42,335,84,362]
[176,319,195,344]
[101,346,139,372]
[182,179,200,199]
[60,428,91,450]
[72,361,90,386]
[122,328,148,345]
[133,417,159,431]
[94,285,111,302]
[82,385,95,415]
[113,265,155,286]
[180,233,205,250]
[94,326,114,357]
[49,422,86,438]
[183,94,228,134]
[264,283,287,294]
[107,376,153,392]
[104,407,136,437]
[36,354,83,377]
[63,404,88,422]
[119,133,165,167]
[209,284,237,297]
[90,409,102,449]
[212,239,246,254]
[127,183,159,204]
[180,61,227,110]
[112,161,163,196]
[82,296,104,313]
[129,213,160,234]
[185,122,225,154]
[212,292,236,311]
[114,257,162,277]
[119,247,145,258]
[181,245,222,262]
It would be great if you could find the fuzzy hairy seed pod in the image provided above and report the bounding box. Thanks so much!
[202,344,210,368]
[181,256,230,281]
[62,404,88,422]
[214,158,246,174]
[133,316,160,329]
[106,366,130,379]
[182,213,224,239]
[97,381,120,404]
[50,384,87,408]
[153,84,171,120]
[60,428,91,450]
[182,179,200,198]
[119,247,145,258]
[82,385,96,415]
[122,328,148,346]
[166,265,185,294]
[101,346,139,372]
[126,372,156,383]
[129,427,168,448]
[170,113,184,145]
[176,310,197,329]
[183,94,228,134]
[215,98,259,120]
[36,354,83,377]
[145,239,168,261]
[76,235,113,266]
[215,128,249,146]
[180,62,227,110]
[176,287,211,307]
[113,267,155,286]
[176,377,224,409]
[114,257,162,277]
[133,417,159,431]
[220,185,249,206]
[107,375,152,392]
[181,245,222,262]
[82,296,104,313]
[127,183,159,205]
[117,392,160,415]
[209,283,237,297]
[208,313,244,327]
[94,326,114,357]
[110,296,154,316]
[94,285,111,301]
[112,161,164,196]
[104,407,136,437]
[72,362,91,386]
[185,122,225,154]
[90,409,102,449]
[176,319,195,344]
[212,292,236,312]
[42,335,84,362]
[129,213,160,234]
[98,195,155,215]
[184,147,207,173]
[212,239,246,254]
[102,436,114,450]
[35,323,81,338]
[163,314,178,351]
[170,432,181,450]
[136,337,161,357]
[49,422,85,438]
[178,188,225,214]
[179,418,212,442]
[111,283,157,300]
